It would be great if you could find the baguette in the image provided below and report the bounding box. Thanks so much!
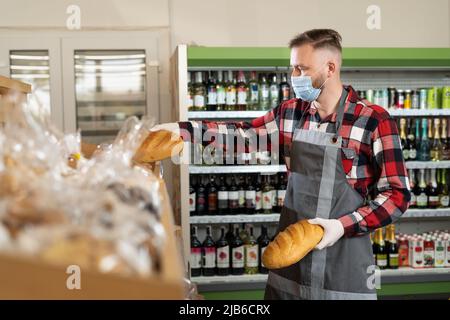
[262,219,324,269]
[133,130,184,163]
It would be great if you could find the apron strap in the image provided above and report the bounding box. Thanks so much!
[334,87,349,134]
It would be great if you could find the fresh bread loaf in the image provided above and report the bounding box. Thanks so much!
[133,130,184,163]
[262,219,324,269]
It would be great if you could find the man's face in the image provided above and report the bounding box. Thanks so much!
[290,44,329,89]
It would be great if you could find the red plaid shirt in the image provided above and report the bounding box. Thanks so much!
[179,85,411,237]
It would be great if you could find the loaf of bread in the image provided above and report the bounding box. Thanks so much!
[262,219,324,269]
[133,130,184,163]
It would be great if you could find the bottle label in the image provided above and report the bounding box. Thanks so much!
[232,246,244,268]
[226,89,236,105]
[402,149,409,160]
[207,89,217,105]
[237,90,247,105]
[217,87,226,104]
[218,191,228,200]
[277,190,286,207]
[238,190,245,207]
[217,246,230,268]
[245,190,256,209]
[194,95,205,107]
[409,193,417,206]
[440,195,449,207]
[203,247,216,268]
[262,191,273,210]
[389,253,399,267]
[409,149,417,159]
[261,246,267,267]
[208,193,217,211]
[196,195,206,212]
[417,193,428,206]
[429,196,440,205]
[245,244,259,267]
[255,191,262,210]
[187,94,193,108]
[376,254,388,267]
[189,192,196,212]
[229,191,239,200]
[250,84,259,102]
[271,190,277,207]
[190,248,201,268]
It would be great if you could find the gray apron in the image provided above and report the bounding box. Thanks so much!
[265,88,377,300]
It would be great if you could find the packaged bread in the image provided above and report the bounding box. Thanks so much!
[262,219,324,269]
[133,130,184,163]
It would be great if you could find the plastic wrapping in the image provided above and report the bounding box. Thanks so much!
[0,98,164,278]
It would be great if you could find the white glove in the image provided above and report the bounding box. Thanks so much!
[150,122,180,136]
[308,218,344,250]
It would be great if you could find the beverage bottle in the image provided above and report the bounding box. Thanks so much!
[248,71,259,110]
[418,118,430,161]
[408,169,417,208]
[236,71,248,111]
[275,173,287,213]
[279,73,291,102]
[187,71,194,111]
[245,175,256,214]
[238,175,246,212]
[225,71,237,111]
[206,71,218,111]
[193,71,206,111]
[255,175,263,213]
[431,118,443,161]
[202,226,216,276]
[207,175,218,215]
[258,226,271,274]
[189,175,197,216]
[399,118,409,161]
[216,226,230,275]
[190,226,202,277]
[269,73,280,109]
[259,74,270,110]
[216,71,226,111]
[196,176,207,215]
[231,227,245,275]
[244,226,259,274]
[427,169,440,209]
[228,175,239,214]
[262,175,273,214]
[416,169,428,208]
[407,118,417,160]
[386,225,399,269]
[373,228,388,269]
[217,175,229,215]
[439,169,450,207]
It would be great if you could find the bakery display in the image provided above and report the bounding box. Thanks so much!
[262,219,324,269]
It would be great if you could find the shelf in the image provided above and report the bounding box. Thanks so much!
[188,111,266,119]
[402,208,450,218]
[190,214,280,224]
[193,267,450,291]
[388,109,450,117]
[406,161,450,169]
[187,47,450,68]
[189,165,287,174]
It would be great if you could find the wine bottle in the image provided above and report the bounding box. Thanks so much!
[231,227,244,275]
[216,226,230,276]
[244,226,259,274]
[238,175,246,212]
[416,169,428,208]
[255,175,263,213]
[258,226,270,274]
[228,175,239,215]
[225,71,237,111]
[248,71,259,111]
[206,71,217,111]
[442,118,450,160]
[418,118,430,161]
[202,226,216,276]
[216,71,226,111]
[189,175,197,216]
[262,175,273,214]
[428,169,439,209]
[408,118,417,161]
[408,169,417,208]
[275,173,287,213]
[207,175,218,215]
[386,225,399,269]
[217,175,229,215]
[245,175,256,214]
[236,71,248,111]
[399,118,409,161]
[196,176,207,215]
[373,228,388,270]
[439,169,450,207]
[190,226,202,277]
[431,118,442,161]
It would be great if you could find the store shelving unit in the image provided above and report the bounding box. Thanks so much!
[172,45,450,299]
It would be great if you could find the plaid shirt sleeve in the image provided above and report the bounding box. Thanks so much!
[178,102,287,156]
[338,113,411,237]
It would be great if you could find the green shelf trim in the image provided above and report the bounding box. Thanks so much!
[187,47,450,68]
[200,281,450,300]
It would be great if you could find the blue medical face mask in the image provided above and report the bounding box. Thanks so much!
[291,67,329,102]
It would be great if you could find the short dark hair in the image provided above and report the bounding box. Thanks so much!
[289,29,342,53]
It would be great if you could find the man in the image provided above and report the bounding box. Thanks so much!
[152,29,410,300]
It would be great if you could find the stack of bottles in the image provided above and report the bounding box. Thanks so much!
[372,225,450,270]
[408,168,450,209]
[189,173,287,216]
[190,224,273,277]
[188,70,292,111]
